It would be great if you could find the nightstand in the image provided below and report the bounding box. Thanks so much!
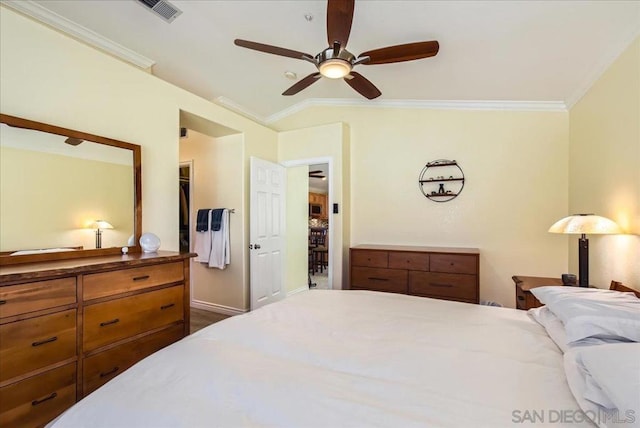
[512,276,563,310]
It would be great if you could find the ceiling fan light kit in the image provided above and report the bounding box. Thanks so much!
[234,0,439,99]
[319,59,351,79]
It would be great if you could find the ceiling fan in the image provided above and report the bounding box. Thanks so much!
[234,0,439,100]
[309,170,326,179]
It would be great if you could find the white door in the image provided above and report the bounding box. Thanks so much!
[250,157,286,310]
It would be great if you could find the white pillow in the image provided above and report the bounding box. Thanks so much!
[564,343,640,428]
[528,306,569,352]
[530,287,640,344]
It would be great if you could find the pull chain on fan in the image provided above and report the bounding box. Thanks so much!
[234,0,439,99]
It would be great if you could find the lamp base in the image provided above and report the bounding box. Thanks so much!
[578,235,589,287]
[95,229,102,249]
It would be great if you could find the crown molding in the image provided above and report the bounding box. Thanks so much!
[265,98,567,124]
[214,96,267,125]
[1,0,155,71]
[216,96,567,126]
[566,27,640,109]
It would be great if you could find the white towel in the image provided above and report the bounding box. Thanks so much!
[194,210,212,263]
[209,208,230,269]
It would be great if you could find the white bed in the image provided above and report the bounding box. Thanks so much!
[50,290,596,427]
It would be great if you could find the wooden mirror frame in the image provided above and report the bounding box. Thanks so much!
[0,113,142,266]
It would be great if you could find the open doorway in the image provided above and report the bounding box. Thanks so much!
[178,161,192,253]
[308,163,330,289]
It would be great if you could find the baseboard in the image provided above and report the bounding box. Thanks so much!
[190,300,248,316]
[287,285,308,296]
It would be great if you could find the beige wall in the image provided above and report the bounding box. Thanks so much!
[179,131,246,312]
[275,109,569,307]
[285,166,309,293]
[1,147,133,251]
[5,3,636,308]
[1,7,278,312]
[569,37,640,289]
[279,123,350,291]
[0,6,277,255]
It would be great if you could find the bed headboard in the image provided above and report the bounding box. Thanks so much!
[610,281,640,298]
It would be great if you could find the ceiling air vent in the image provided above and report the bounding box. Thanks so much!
[136,0,182,23]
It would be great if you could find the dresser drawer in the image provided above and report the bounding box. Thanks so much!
[515,285,542,310]
[409,272,478,302]
[83,261,184,301]
[351,267,407,293]
[0,277,76,319]
[351,250,388,268]
[83,285,183,352]
[430,254,477,274]
[0,309,76,382]
[0,362,76,428]
[83,324,184,395]
[388,252,429,271]
[515,284,528,310]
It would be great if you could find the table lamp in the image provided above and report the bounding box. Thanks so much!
[89,220,114,249]
[548,214,622,287]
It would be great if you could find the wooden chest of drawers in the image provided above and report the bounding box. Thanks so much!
[0,252,193,427]
[349,245,480,304]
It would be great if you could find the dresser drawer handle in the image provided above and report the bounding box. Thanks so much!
[0,300,6,305]
[133,275,150,281]
[32,336,58,347]
[100,318,120,327]
[517,295,525,301]
[367,277,389,282]
[160,303,175,310]
[32,392,57,406]
[431,283,453,288]
[100,366,120,378]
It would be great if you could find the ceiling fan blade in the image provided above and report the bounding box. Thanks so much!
[344,72,381,100]
[282,73,322,96]
[310,175,325,178]
[309,170,323,174]
[234,39,314,61]
[327,0,354,48]
[359,41,439,65]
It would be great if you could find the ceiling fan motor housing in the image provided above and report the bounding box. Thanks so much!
[316,47,355,78]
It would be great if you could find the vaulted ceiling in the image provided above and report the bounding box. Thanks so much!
[6,0,640,122]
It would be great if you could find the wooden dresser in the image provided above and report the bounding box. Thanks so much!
[0,252,193,427]
[349,245,480,304]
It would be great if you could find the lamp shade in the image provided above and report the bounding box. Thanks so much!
[548,214,622,235]
[88,220,114,230]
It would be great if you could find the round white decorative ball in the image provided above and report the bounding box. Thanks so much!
[139,233,161,253]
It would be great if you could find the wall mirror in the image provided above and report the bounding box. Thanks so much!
[0,114,141,265]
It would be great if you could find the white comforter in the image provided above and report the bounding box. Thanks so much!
[51,290,592,427]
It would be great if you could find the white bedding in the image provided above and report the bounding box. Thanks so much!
[51,290,593,427]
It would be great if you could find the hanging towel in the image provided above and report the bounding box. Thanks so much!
[196,209,210,232]
[211,208,224,231]
[209,208,230,269]
[194,209,212,263]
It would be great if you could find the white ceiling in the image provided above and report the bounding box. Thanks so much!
[9,1,640,122]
